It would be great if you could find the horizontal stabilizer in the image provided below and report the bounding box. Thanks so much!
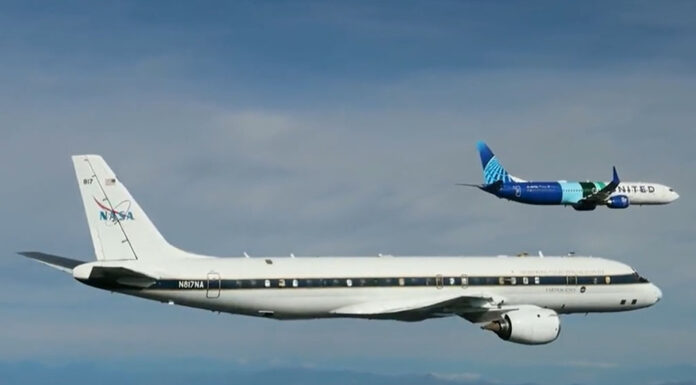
[457,180,503,192]
[17,251,86,273]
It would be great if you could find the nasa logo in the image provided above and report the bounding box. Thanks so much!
[94,197,134,223]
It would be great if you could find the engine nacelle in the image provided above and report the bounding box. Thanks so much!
[482,308,561,345]
[606,195,630,209]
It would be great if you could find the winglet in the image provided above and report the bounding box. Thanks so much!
[611,166,620,185]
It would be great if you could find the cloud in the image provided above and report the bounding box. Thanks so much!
[430,372,483,382]
[1,2,696,385]
[561,361,619,369]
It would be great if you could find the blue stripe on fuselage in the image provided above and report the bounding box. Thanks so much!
[491,182,590,205]
[494,182,563,205]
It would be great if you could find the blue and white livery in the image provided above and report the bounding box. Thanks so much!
[463,142,679,211]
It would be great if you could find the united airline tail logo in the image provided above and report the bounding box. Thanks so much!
[94,197,134,223]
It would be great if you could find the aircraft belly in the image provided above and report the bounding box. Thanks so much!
[135,287,453,320]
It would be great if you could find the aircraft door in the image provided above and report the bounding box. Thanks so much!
[207,272,221,299]
[435,274,444,289]
[461,274,468,288]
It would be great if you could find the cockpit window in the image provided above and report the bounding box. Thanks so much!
[669,188,674,192]
[633,272,649,283]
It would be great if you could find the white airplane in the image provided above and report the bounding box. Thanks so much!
[19,155,662,345]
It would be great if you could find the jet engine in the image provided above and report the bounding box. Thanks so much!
[481,308,560,345]
[606,195,630,209]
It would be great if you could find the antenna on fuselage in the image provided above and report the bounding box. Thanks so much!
[538,250,544,258]
[243,252,250,258]
[290,253,295,258]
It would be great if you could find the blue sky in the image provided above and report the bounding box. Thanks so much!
[1,1,696,384]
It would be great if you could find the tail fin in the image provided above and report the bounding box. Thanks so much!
[72,155,185,261]
[476,141,514,185]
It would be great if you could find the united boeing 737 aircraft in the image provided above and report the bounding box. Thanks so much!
[18,155,661,345]
[463,141,679,210]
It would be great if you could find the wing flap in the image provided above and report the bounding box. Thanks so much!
[330,293,496,321]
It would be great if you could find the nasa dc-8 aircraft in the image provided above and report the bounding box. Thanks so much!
[462,141,679,210]
[19,155,662,345]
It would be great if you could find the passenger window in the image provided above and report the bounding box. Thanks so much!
[605,276,611,284]
[292,279,298,288]
[264,279,271,288]
[498,277,505,285]
[449,277,455,285]
[398,278,405,286]
[346,279,352,287]
[534,276,540,285]
[522,277,529,285]
[592,277,598,284]
[461,276,468,286]
[278,279,286,287]
[510,277,517,285]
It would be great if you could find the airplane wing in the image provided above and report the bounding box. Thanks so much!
[576,166,620,205]
[17,251,86,273]
[329,292,509,322]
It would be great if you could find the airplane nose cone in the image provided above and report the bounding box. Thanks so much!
[651,284,662,304]
[673,192,680,201]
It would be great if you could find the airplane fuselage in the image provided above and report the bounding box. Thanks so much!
[489,181,678,208]
[72,255,661,322]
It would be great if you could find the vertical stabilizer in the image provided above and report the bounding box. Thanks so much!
[72,155,185,261]
[476,141,514,185]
